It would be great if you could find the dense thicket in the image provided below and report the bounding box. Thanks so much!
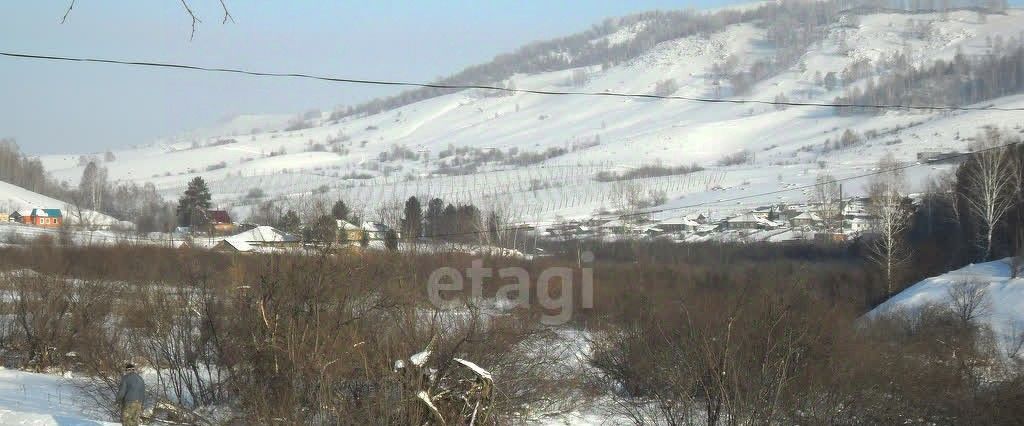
[1,234,1020,424]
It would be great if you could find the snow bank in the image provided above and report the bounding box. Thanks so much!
[0,368,116,425]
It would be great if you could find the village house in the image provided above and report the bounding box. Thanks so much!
[336,220,364,243]
[547,221,593,238]
[721,212,772,230]
[790,211,822,228]
[361,221,398,241]
[582,217,612,228]
[214,238,254,253]
[656,215,703,233]
[9,208,62,227]
[916,150,963,164]
[642,225,666,238]
[213,225,301,252]
[206,209,236,234]
[750,206,775,220]
[847,217,874,233]
[599,219,627,234]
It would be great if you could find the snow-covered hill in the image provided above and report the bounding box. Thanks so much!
[0,181,124,229]
[869,259,1024,354]
[0,180,69,214]
[37,7,1024,224]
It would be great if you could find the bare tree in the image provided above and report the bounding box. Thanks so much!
[947,278,992,328]
[813,174,842,232]
[610,181,648,225]
[61,1,233,39]
[961,139,1020,261]
[375,198,404,233]
[866,154,913,295]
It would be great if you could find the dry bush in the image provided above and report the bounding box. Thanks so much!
[2,236,1024,423]
[588,280,853,425]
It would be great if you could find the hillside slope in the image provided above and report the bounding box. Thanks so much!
[0,180,70,213]
[0,180,123,228]
[869,259,1024,354]
[38,7,1024,224]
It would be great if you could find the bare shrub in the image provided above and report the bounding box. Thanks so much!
[652,79,678,96]
[717,149,754,166]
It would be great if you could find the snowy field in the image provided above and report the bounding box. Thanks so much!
[0,368,114,425]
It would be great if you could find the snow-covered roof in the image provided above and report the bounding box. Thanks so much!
[361,221,388,232]
[337,219,361,230]
[218,238,253,252]
[658,216,701,227]
[791,211,822,221]
[726,213,761,223]
[600,219,625,228]
[226,226,299,243]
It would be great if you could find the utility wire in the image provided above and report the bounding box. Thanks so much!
[4,51,1024,112]
[3,51,1020,243]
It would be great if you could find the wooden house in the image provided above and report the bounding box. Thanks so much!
[10,208,62,227]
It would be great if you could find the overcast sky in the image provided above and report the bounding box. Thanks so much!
[0,1,755,155]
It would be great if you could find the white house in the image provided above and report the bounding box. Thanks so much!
[657,216,703,232]
[361,221,398,240]
[847,217,873,233]
[790,211,822,228]
[223,226,300,247]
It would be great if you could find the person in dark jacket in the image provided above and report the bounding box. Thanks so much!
[117,362,145,426]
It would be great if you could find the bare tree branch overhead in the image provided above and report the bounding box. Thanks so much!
[179,0,201,39]
[219,0,234,24]
[60,0,75,24]
[60,0,233,38]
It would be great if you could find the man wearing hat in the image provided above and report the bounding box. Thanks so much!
[116,362,145,426]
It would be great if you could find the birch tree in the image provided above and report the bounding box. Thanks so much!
[961,138,1020,261]
[866,153,912,295]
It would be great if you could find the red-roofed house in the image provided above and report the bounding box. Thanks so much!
[206,210,235,234]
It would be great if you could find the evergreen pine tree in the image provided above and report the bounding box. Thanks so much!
[176,177,212,228]
[331,200,350,221]
[402,196,423,239]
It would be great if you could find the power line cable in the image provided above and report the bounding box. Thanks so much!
[4,51,1024,111]
[4,51,1020,243]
